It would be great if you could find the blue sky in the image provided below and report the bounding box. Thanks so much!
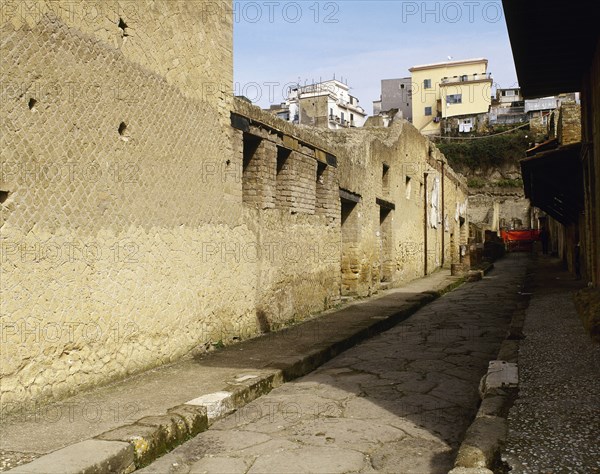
[233,0,518,112]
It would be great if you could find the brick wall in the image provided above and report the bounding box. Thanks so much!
[558,103,582,145]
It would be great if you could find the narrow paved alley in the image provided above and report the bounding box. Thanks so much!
[140,255,530,474]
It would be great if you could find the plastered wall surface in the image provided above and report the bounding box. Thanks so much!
[1,1,242,412]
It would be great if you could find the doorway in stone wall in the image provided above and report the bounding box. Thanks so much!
[341,192,360,296]
[379,206,393,282]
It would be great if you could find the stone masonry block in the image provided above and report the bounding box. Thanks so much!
[455,416,507,469]
[136,413,188,447]
[96,424,169,467]
[448,468,494,474]
[481,360,518,396]
[167,404,208,437]
[6,439,135,474]
[186,391,235,422]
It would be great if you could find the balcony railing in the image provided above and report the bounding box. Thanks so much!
[441,73,492,84]
[329,115,352,127]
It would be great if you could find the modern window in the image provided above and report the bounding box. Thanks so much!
[424,106,432,116]
[446,94,462,104]
[423,79,432,89]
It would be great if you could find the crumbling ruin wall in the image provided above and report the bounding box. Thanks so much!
[468,188,532,232]
[0,1,468,414]
[293,119,469,297]
[558,103,582,145]
[231,100,343,332]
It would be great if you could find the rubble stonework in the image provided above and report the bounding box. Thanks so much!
[467,186,531,233]
[557,103,582,146]
[0,1,467,414]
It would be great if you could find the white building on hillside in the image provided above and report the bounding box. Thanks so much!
[269,80,367,130]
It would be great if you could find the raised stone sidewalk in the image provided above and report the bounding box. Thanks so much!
[2,269,465,473]
[451,254,600,474]
[501,256,600,473]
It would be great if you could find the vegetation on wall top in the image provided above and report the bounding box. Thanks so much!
[436,130,530,174]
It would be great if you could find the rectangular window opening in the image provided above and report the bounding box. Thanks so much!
[382,164,390,195]
[315,162,328,215]
[317,162,327,184]
[276,146,292,207]
[242,133,263,204]
[243,133,261,172]
[277,146,291,174]
[341,199,357,227]
[405,176,412,200]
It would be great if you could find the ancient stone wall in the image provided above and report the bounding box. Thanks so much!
[1,0,233,110]
[1,1,242,413]
[558,103,582,145]
[468,188,532,232]
[529,114,548,142]
[0,1,468,414]
[277,117,469,297]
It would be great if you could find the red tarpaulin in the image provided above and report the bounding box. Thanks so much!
[501,230,541,252]
[501,230,541,242]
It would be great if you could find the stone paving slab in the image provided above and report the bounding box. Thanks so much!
[1,269,463,472]
[5,440,134,474]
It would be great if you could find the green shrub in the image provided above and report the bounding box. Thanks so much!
[467,177,486,188]
[495,178,524,188]
[436,130,529,173]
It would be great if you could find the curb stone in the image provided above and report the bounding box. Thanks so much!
[454,415,507,469]
[449,468,494,474]
[4,440,135,474]
[450,261,531,473]
[467,262,495,282]
[7,275,466,474]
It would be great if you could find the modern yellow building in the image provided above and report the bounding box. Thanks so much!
[409,58,493,135]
